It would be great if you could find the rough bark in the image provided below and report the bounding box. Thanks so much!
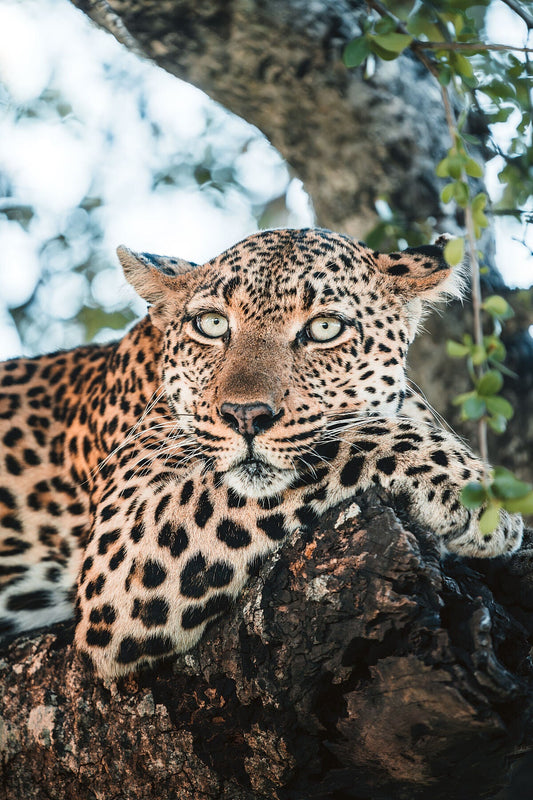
[71,0,449,236]
[2,494,533,800]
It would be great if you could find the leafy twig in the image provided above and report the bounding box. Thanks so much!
[346,0,533,526]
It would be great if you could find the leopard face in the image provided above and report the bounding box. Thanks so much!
[120,228,455,499]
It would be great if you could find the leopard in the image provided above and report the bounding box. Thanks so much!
[0,227,524,679]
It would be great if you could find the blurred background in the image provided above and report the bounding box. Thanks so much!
[0,0,531,361]
[0,0,314,358]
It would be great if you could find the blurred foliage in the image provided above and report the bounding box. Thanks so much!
[344,0,533,258]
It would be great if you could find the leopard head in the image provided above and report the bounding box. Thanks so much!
[118,228,460,497]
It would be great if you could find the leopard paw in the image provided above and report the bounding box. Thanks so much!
[443,508,523,558]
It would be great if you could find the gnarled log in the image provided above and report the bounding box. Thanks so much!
[2,494,532,799]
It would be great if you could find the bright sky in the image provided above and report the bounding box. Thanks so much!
[0,0,531,359]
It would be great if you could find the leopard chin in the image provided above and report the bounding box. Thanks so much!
[223,458,297,499]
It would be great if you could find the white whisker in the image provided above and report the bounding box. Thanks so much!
[118,436,199,487]
[405,380,457,435]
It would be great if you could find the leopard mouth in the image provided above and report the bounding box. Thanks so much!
[238,457,272,478]
[224,456,296,498]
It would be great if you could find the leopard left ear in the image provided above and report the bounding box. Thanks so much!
[117,246,198,330]
[376,237,463,302]
[375,237,464,341]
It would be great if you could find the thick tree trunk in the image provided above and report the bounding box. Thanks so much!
[71,0,448,236]
[2,495,533,799]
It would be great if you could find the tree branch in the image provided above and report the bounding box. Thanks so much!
[500,0,533,30]
[70,0,455,235]
[2,496,533,798]
[420,41,533,54]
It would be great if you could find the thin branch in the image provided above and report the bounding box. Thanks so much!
[511,236,533,256]
[437,73,490,467]
[73,0,145,57]
[464,203,489,467]
[499,0,533,30]
[420,41,533,54]
[490,209,533,219]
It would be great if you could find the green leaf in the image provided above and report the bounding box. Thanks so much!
[477,369,503,396]
[492,466,517,481]
[482,295,507,315]
[462,133,481,145]
[484,335,506,362]
[447,154,464,179]
[343,37,371,67]
[374,16,396,35]
[446,339,469,357]
[443,237,464,266]
[488,360,517,378]
[372,32,413,54]
[369,41,402,61]
[488,414,507,434]
[438,66,452,86]
[76,306,135,342]
[452,12,464,35]
[453,181,469,207]
[485,395,514,420]
[482,79,516,101]
[491,469,531,500]
[483,295,514,320]
[407,7,442,41]
[461,481,487,509]
[453,390,475,406]
[489,106,515,124]
[503,491,533,515]
[471,344,486,366]
[453,53,474,79]
[436,158,450,178]
[465,157,483,178]
[462,395,486,420]
[472,192,488,211]
[479,504,501,534]
[440,183,455,204]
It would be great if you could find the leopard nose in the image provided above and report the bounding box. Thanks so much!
[219,402,279,436]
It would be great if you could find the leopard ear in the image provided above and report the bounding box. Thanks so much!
[117,246,198,330]
[376,238,463,302]
[375,238,464,342]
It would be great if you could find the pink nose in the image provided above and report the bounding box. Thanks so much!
[219,402,278,436]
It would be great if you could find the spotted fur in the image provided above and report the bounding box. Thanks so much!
[0,228,523,677]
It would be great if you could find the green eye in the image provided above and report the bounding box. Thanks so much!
[195,312,229,338]
[307,316,343,342]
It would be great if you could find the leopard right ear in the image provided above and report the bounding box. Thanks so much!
[117,246,197,301]
[117,246,198,329]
